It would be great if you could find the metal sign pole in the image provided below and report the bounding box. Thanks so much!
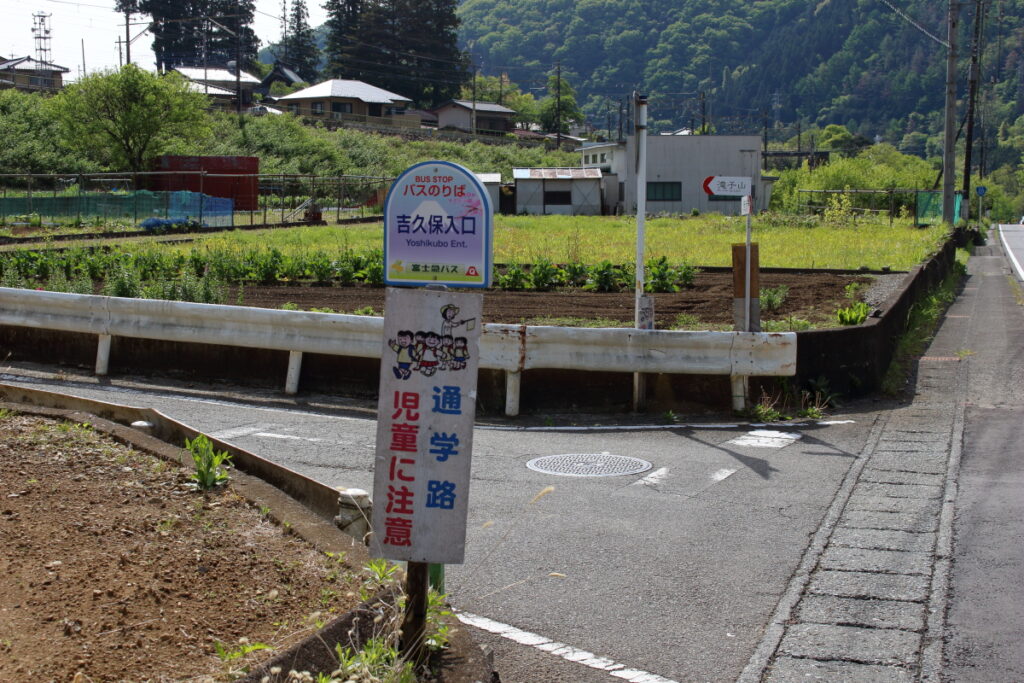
[633,93,648,412]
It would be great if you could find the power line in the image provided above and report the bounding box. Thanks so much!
[878,0,950,48]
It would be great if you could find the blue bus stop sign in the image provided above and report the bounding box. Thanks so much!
[976,185,987,197]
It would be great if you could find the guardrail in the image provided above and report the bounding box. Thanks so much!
[0,287,796,415]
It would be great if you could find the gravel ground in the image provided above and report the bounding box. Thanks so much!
[861,272,911,309]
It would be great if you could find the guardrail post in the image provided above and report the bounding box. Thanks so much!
[285,350,303,394]
[730,375,748,413]
[95,334,112,376]
[505,370,521,417]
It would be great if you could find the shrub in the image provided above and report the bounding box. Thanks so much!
[836,301,871,325]
[529,258,562,291]
[497,262,528,290]
[586,260,625,292]
[760,285,789,313]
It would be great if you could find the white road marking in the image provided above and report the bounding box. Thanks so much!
[1000,224,1024,281]
[632,466,669,487]
[209,425,325,443]
[817,420,855,425]
[457,612,678,682]
[253,432,325,442]
[727,429,802,448]
[480,423,741,432]
[710,468,738,482]
[209,425,264,440]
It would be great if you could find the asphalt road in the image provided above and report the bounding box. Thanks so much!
[0,367,873,682]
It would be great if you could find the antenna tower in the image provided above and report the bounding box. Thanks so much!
[32,12,53,67]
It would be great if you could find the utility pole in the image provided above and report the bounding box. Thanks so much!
[762,109,769,170]
[555,61,562,148]
[124,10,131,64]
[962,0,985,218]
[700,91,706,134]
[942,0,960,225]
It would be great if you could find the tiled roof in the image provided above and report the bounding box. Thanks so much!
[173,66,261,85]
[441,99,516,114]
[0,56,69,73]
[277,79,412,104]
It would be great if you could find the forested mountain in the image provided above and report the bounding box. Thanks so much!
[456,0,1024,148]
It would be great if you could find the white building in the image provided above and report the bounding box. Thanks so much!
[580,135,774,216]
[513,168,602,216]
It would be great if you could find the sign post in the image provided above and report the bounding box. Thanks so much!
[375,160,491,656]
[976,185,987,225]
[703,175,754,331]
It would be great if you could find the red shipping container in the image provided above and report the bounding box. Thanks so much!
[150,156,260,211]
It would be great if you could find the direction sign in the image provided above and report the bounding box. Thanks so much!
[384,160,493,288]
[703,176,752,197]
[976,185,987,197]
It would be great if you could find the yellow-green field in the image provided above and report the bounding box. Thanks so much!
[175,213,949,270]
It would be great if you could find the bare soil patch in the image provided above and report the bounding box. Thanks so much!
[231,271,876,328]
[0,413,363,682]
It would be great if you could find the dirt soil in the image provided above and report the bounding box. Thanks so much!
[231,271,875,328]
[0,413,364,682]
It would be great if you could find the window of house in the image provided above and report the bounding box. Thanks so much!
[647,182,682,201]
[331,102,352,115]
[600,153,607,163]
[311,101,324,115]
[288,103,299,114]
[544,190,572,205]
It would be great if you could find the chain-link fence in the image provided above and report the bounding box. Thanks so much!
[0,172,392,230]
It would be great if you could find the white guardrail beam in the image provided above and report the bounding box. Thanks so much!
[0,288,796,416]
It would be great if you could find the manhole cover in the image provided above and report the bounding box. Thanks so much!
[526,453,652,477]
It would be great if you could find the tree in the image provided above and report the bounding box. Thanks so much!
[459,74,538,127]
[53,65,210,172]
[127,0,258,73]
[539,70,584,135]
[323,0,363,79]
[282,0,320,82]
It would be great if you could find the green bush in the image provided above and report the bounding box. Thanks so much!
[836,301,871,325]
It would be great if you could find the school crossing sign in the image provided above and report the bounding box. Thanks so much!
[384,160,493,288]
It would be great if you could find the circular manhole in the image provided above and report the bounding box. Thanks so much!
[526,452,652,478]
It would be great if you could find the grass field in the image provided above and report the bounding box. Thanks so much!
[175,213,949,270]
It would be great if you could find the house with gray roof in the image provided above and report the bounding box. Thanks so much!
[275,79,417,127]
[172,66,261,109]
[434,99,516,136]
[0,56,69,93]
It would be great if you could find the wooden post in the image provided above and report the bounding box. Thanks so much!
[401,561,429,659]
[731,243,760,332]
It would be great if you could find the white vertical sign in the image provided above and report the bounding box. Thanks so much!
[741,195,751,216]
[370,287,482,564]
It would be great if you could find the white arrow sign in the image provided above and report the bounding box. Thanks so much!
[703,176,752,197]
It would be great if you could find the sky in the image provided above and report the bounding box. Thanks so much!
[0,0,328,80]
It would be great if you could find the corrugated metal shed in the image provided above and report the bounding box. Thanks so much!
[173,67,261,85]
[512,168,602,180]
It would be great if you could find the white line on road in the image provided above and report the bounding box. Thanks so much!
[254,432,325,442]
[727,430,802,448]
[632,466,669,487]
[456,612,679,683]
[209,425,326,443]
[710,468,739,482]
[999,225,1024,281]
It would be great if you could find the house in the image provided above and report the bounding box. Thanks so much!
[434,100,516,135]
[475,173,502,211]
[183,80,238,111]
[513,167,603,216]
[580,135,774,216]
[257,62,304,96]
[0,56,69,93]
[275,79,417,127]
[172,66,261,107]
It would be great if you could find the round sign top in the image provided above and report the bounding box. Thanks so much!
[383,160,493,289]
[976,185,987,196]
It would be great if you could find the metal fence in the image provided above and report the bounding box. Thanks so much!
[0,172,392,230]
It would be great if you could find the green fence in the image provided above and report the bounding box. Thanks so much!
[0,190,234,227]
[915,190,962,226]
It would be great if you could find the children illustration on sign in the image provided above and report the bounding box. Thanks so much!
[388,304,476,380]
